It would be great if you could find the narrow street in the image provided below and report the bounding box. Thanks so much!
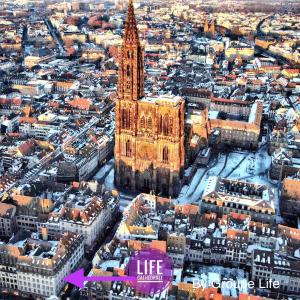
[44,17,65,54]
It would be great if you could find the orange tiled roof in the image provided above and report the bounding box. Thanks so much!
[229,212,250,221]
[128,240,142,251]
[13,194,33,206]
[259,66,281,71]
[115,268,125,276]
[156,196,172,206]
[227,229,248,240]
[61,198,105,224]
[150,240,167,253]
[282,178,300,200]
[0,98,22,105]
[55,81,74,88]
[211,97,249,106]
[17,140,35,156]
[282,68,299,74]
[0,203,15,217]
[68,98,91,110]
[278,225,300,241]
[72,181,80,188]
[177,283,222,300]
[175,204,199,215]
[38,198,53,212]
[19,117,37,124]
[92,268,113,277]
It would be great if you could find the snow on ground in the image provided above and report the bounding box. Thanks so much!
[94,159,114,181]
[207,152,228,177]
[176,153,227,204]
[230,146,272,185]
[104,168,115,190]
[93,158,116,191]
[94,146,278,217]
[176,146,274,205]
[176,168,207,204]
[219,152,247,178]
[93,159,133,211]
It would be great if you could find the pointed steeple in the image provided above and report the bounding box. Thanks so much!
[124,0,140,45]
[118,0,144,101]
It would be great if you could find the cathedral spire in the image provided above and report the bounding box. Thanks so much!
[118,0,144,101]
[124,0,140,45]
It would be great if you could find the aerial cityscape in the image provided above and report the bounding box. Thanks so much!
[0,0,300,299]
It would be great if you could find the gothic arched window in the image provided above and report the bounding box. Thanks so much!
[127,65,131,77]
[140,115,145,129]
[169,117,173,134]
[162,146,169,162]
[163,114,169,136]
[122,108,130,129]
[126,109,131,129]
[122,109,127,129]
[127,51,134,59]
[159,115,163,133]
[126,140,131,157]
[148,116,152,130]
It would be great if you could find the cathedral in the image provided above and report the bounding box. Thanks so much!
[204,16,215,37]
[114,0,185,197]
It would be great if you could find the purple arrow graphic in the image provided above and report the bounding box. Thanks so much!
[64,269,136,289]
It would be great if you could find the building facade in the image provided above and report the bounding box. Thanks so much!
[201,176,276,223]
[0,203,17,238]
[81,193,300,299]
[114,0,185,197]
[280,178,300,220]
[0,232,84,298]
[59,197,118,247]
[208,99,263,149]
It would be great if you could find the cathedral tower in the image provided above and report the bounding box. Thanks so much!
[204,17,209,35]
[118,0,144,101]
[210,16,215,37]
[204,15,216,37]
[115,0,185,197]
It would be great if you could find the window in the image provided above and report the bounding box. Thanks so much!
[169,117,173,134]
[162,146,169,162]
[127,51,133,59]
[125,140,131,157]
[163,114,169,136]
[127,65,131,77]
[148,116,152,129]
[122,109,126,129]
[122,109,130,129]
[140,115,145,129]
[159,115,163,133]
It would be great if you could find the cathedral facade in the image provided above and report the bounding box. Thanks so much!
[114,0,185,197]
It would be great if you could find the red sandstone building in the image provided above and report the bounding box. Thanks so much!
[114,0,185,197]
